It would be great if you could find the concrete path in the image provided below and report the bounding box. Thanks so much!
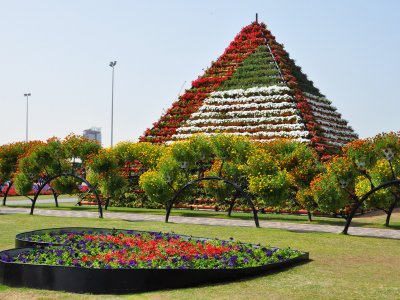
[1,207,399,240]
[3,198,77,205]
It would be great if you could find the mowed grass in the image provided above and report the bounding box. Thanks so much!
[0,214,399,299]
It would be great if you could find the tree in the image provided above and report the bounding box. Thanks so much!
[0,141,41,204]
[111,142,165,207]
[260,140,321,221]
[86,148,126,204]
[246,146,290,210]
[139,135,260,224]
[311,134,400,233]
[14,136,100,199]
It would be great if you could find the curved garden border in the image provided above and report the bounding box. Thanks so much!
[0,227,309,294]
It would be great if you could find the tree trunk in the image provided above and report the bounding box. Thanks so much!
[2,181,13,206]
[50,187,58,207]
[227,196,237,217]
[343,202,362,234]
[307,210,312,222]
[385,202,397,227]
[105,197,110,210]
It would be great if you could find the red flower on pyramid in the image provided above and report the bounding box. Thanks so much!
[140,21,357,155]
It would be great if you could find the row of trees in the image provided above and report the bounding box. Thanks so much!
[0,133,399,231]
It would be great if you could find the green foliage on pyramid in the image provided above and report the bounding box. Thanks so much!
[219,45,283,90]
[140,21,358,155]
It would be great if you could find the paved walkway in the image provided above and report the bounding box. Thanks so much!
[3,198,77,205]
[1,207,399,240]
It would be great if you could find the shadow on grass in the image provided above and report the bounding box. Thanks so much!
[169,258,312,294]
[4,204,399,230]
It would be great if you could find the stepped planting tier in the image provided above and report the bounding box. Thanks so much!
[140,21,357,154]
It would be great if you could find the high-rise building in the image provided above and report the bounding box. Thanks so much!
[83,127,102,145]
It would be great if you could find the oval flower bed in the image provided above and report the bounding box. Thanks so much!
[0,228,309,294]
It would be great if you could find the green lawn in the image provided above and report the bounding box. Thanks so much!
[0,214,399,299]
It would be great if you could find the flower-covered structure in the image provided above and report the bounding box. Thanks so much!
[140,21,357,155]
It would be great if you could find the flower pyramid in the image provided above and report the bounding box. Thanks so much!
[140,21,357,154]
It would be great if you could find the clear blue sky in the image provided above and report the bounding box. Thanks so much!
[0,0,399,147]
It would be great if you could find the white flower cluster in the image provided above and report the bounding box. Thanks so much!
[198,101,296,112]
[190,108,299,119]
[319,125,358,138]
[173,130,309,140]
[176,123,305,133]
[312,111,347,123]
[324,139,347,148]
[171,85,311,142]
[168,85,359,148]
[322,132,356,143]
[316,118,349,129]
[307,98,337,112]
[310,105,341,117]
[303,92,331,105]
[204,94,293,104]
[211,85,290,98]
[185,115,301,126]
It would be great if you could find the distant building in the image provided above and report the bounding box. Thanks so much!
[83,127,102,144]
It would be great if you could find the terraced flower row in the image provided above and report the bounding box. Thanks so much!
[141,20,358,156]
[140,24,267,143]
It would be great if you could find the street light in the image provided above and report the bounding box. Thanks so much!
[109,61,117,147]
[24,93,31,142]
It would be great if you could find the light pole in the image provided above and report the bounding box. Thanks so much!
[24,93,31,142]
[109,61,117,147]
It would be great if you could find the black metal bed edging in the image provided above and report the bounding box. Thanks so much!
[1,227,309,294]
[0,249,308,294]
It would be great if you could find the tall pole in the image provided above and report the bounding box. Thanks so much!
[24,93,31,142]
[109,61,117,147]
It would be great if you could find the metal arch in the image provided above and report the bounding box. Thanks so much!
[165,176,260,228]
[2,180,58,207]
[342,179,400,234]
[30,173,103,218]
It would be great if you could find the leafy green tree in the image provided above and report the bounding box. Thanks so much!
[14,136,100,197]
[311,134,400,232]
[245,146,290,211]
[0,141,41,204]
[86,148,126,202]
[261,140,321,221]
[111,142,165,207]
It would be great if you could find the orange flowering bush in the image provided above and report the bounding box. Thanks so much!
[14,136,99,196]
